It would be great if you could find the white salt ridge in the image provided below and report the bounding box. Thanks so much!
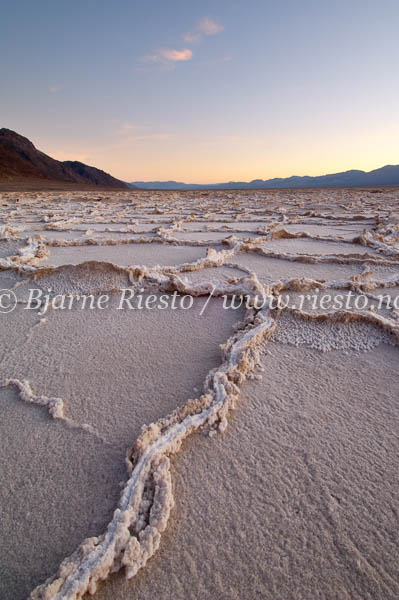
[0,378,105,441]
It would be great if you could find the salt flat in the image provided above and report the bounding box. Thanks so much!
[0,187,398,600]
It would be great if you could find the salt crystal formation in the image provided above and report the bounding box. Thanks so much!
[0,187,398,599]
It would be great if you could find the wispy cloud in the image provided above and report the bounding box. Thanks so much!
[49,86,60,94]
[141,17,224,67]
[183,17,224,43]
[142,48,193,64]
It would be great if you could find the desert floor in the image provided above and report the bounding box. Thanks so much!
[0,188,398,599]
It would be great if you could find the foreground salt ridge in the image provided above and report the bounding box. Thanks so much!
[0,378,106,442]
[20,283,399,599]
[28,304,277,599]
[1,188,399,599]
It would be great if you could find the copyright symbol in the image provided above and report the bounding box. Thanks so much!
[0,289,17,313]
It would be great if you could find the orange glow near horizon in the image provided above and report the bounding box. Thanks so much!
[46,126,399,184]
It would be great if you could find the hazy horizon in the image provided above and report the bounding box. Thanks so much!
[129,162,399,185]
[1,0,398,183]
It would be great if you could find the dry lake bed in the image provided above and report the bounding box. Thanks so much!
[1,188,399,600]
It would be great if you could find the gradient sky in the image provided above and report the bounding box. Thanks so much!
[1,0,398,183]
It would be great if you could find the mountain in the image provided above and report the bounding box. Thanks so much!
[129,165,399,190]
[0,128,129,189]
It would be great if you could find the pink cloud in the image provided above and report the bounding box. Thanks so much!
[161,48,193,61]
[143,48,193,63]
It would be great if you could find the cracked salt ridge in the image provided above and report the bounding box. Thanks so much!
[0,377,107,443]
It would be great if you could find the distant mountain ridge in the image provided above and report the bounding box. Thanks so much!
[0,128,129,189]
[130,165,399,190]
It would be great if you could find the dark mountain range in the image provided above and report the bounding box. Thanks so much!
[0,128,129,189]
[130,165,399,190]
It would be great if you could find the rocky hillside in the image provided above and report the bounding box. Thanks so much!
[0,129,129,188]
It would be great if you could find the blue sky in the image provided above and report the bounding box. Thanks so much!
[1,0,398,182]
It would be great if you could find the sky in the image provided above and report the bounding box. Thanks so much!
[1,0,398,183]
